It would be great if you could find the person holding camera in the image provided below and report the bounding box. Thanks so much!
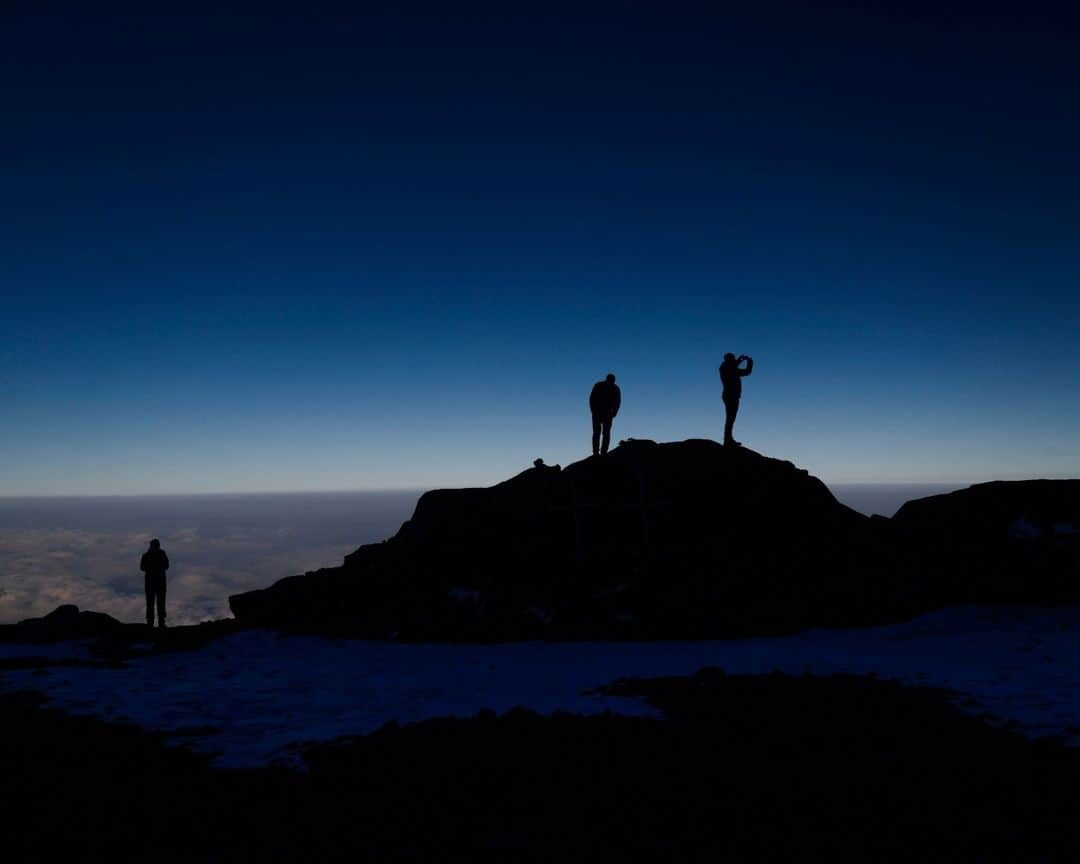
[719,353,753,447]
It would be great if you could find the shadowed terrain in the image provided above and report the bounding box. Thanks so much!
[3,441,1079,860]
[4,669,1080,862]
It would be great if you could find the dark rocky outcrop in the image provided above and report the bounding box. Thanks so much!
[0,604,241,658]
[893,479,1080,604]
[229,441,1080,641]
[229,439,922,640]
[0,604,125,644]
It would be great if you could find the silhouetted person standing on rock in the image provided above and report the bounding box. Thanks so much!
[589,373,621,456]
[719,353,753,446]
[140,538,169,628]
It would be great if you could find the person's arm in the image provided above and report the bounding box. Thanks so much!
[740,356,753,376]
[162,552,170,571]
[139,554,147,573]
[612,386,621,418]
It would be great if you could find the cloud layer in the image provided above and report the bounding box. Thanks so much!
[0,492,419,625]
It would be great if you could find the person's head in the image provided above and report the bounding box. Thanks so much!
[723,353,735,364]
[149,538,160,550]
[605,373,616,384]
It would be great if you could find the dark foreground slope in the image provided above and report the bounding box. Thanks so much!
[231,439,916,640]
[4,669,1080,862]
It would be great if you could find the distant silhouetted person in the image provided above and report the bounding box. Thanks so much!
[140,538,169,628]
[719,353,753,446]
[589,373,621,456]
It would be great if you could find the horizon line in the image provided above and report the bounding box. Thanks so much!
[7,477,1080,501]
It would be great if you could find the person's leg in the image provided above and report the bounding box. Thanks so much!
[591,414,601,456]
[156,575,167,628]
[145,575,154,626]
[601,418,612,455]
[723,396,739,444]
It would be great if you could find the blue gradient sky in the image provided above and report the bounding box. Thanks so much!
[3,4,1079,494]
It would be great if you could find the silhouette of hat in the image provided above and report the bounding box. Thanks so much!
[723,353,735,362]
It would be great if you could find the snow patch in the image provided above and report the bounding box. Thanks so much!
[448,587,482,604]
[4,605,1080,768]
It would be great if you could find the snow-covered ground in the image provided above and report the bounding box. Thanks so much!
[3,605,1079,767]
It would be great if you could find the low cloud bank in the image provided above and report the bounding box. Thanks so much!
[0,492,419,625]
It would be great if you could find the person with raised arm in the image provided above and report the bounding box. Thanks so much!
[719,353,753,446]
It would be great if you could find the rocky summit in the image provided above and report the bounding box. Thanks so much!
[229,439,925,641]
